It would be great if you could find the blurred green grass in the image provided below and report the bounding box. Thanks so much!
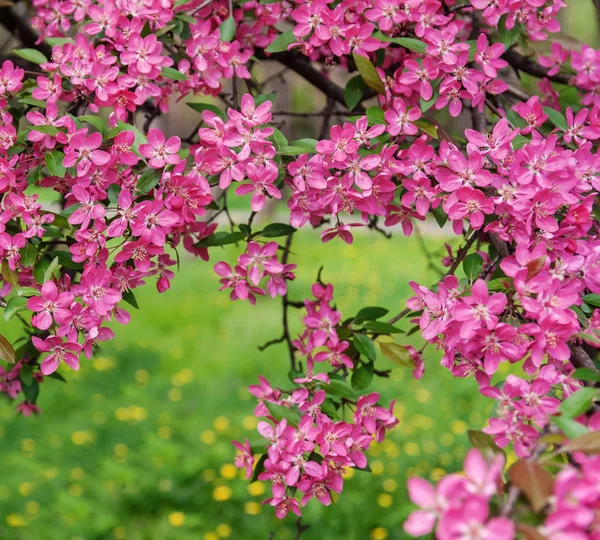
[0,230,494,540]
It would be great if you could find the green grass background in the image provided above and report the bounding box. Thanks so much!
[0,230,494,540]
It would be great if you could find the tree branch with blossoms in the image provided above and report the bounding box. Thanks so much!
[0,0,600,537]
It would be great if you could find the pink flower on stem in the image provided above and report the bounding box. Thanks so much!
[316,124,359,162]
[32,336,81,376]
[27,281,74,330]
[512,96,548,134]
[453,279,507,339]
[235,164,281,212]
[130,200,179,246]
[63,130,110,176]
[232,439,254,479]
[384,98,421,136]
[139,128,181,169]
[447,187,494,230]
[474,33,507,78]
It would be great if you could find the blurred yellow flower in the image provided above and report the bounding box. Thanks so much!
[370,527,388,540]
[25,501,39,515]
[21,438,35,452]
[248,482,264,496]
[213,416,230,432]
[377,494,392,508]
[6,514,26,527]
[220,464,237,480]
[216,524,232,538]
[213,486,232,501]
[168,511,185,527]
[244,501,261,515]
[201,430,216,444]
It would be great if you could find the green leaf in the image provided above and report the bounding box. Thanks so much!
[17,287,40,298]
[79,115,105,133]
[573,368,600,383]
[122,290,139,309]
[353,333,376,362]
[14,48,48,64]
[108,184,122,205]
[584,294,600,308]
[19,244,38,268]
[250,454,267,483]
[32,125,60,136]
[265,30,296,53]
[363,321,403,334]
[375,32,427,54]
[43,256,61,283]
[379,342,412,368]
[186,101,226,119]
[354,307,389,323]
[19,364,34,386]
[467,430,505,456]
[512,134,530,150]
[265,402,301,426]
[366,106,386,126]
[259,223,296,238]
[463,253,484,281]
[219,16,236,42]
[19,96,46,108]
[278,145,313,156]
[414,118,438,139]
[160,67,187,81]
[254,93,276,106]
[487,277,513,291]
[432,205,448,228]
[136,170,162,194]
[498,14,522,48]
[3,296,28,322]
[353,53,386,95]
[45,150,66,178]
[543,106,568,131]
[553,416,589,439]
[351,363,374,391]
[45,37,73,47]
[268,127,288,151]
[291,138,318,151]
[345,75,366,111]
[559,387,597,419]
[420,79,441,113]
[175,13,197,24]
[42,211,70,229]
[194,231,246,248]
[21,378,39,404]
[321,379,358,400]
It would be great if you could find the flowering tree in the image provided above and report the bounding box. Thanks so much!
[1,0,600,536]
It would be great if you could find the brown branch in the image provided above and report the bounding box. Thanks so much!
[569,344,598,372]
[502,48,570,85]
[0,6,51,59]
[255,49,364,113]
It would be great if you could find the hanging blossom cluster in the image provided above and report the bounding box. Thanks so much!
[2,0,600,535]
[233,283,398,518]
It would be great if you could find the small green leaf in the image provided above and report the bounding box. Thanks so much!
[498,14,522,48]
[21,378,39,404]
[353,333,377,362]
[291,138,318,151]
[366,106,385,126]
[108,184,122,205]
[559,387,597,419]
[250,454,267,483]
[17,287,40,298]
[160,67,187,81]
[553,416,589,439]
[584,294,600,308]
[354,307,389,323]
[379,342,412,368]
[265,402,301,426]
[20,364,34,386]
[320,379,358,399]
[14,48,48,64]
[351,363,374,391]
[432,206,448,228]
[3,296,28,322]
[374,32,427,54]
[122,290,139,310]
[265,30,296,53]
[19,244,38,268]
[43,257,61,283]
[186,101,226,119]
[136,170,162,194]
[543,106,568,131]
[420,79,441,113]
[79,115,105,133]
[45,37,73,47]
[345,75,366,111]
[254,93,276,106]
[353,53,386,95]
[363,321,403,334]
[278,145,313,156]
[268,127,288,151]
[219,16,236,42]
[194,231,246,248]
[32,125,60,136]
[259,223,296,238]
[463,253,484,281]
[573,368,600,383]
[467,430,505,456]
[45,150,66,178]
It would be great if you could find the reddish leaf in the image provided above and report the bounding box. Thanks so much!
[508,460,554,512]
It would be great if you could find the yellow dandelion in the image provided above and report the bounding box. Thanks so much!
[213,486,232,502]
[168,511,185,527]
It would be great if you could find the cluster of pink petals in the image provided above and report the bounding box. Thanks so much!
[405,449,514,539]
[215,241,296,304]
[233,283,397,519]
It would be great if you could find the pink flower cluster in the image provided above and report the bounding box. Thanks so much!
[233,284,398,518]
[404,449,514,539]
[215,241,296,304]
